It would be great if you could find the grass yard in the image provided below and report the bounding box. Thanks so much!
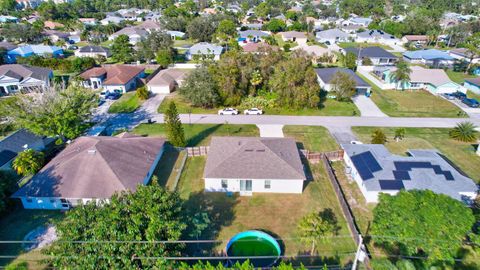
[0,207,64,268]
[446,70,477,84]
[283,126,339,152]
[108,92,142,113]
[158,94,360,116]
[338,42,393,51]
[352,127,480,183]
[467,90,480,100]
[173,39,194,48]
[177,157,357,266]
[132,123,259,146]
[151,146,187,191]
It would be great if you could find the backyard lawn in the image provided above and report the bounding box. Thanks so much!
[283,126,339,152]
[132,123,259,146]
[108,92,143,113]
[352,127,480,183]
[158,94,360,116]
[338,42,393,51]
[446,70,477,84]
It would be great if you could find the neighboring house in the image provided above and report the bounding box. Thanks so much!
[137,20,162,33]
[464,77,480,94]
[204,137,306,195]
[146,68,189,94]
[315,28,350,44]
[344,46,398,66]
[16,0,42,9]
[0,129,53,171]
[43,30,69,43]
[315,67,371,94]
[238,30,270,43]
[79,65,145,93]
[449,48,480,64]
[186,42,223,61]
[7,45,63,62]
[342,17,372,27]
[293,45,337,63]
[355,30,401,46]
[279,31,307,45]
[0,16,18,23]
[12,134,166,209]
[109,27,149,45]
[0,64,53,95]
[44,20,64,30]
[0,42,17,51]
[241,42,276,54]
[342,144,478,203]
[377,66,463,94]
[340,24,364,34]
[100,16,125,25]
[79,18,97,26]
[167,31,185,40]
[74,46,111,58]
[403,49,455,68]
[401,35,429,44]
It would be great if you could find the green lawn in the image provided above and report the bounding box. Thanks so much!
[352,127,480,183]
[283,126,339,152]
[108,92,142,113]
[446,70,477,84]
[338,42,393,51]
[151,146,187,191]
[132,123,259,146]
[173,39,194,48]
[159,94,360,116]
[467,90,480,100]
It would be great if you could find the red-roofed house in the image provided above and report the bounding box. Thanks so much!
[79,65,145,93]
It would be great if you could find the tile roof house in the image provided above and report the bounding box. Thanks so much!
[79,65,145,93]
[0,129,54,170]
[7,45,63,62]
[341,144,478,203]
[315,28,350,44]
[315,67,371,94]
[241,42,277,54]
[401,35,429,44]
[186,42,224,61]
[403,49,455,68]
[74,45,111,58]
[12,135,166,209]
[0,64,53,95]
[355,30,401,46]
[279,31,307,45]
[146,68,189,94]
[344,46,398,66]
[204,137,306,195]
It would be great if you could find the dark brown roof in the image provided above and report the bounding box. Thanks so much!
[13,135,165,199]
[204,137,306,180]
[79,65,144,85]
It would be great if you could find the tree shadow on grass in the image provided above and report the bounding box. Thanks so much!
[186,124,222,146]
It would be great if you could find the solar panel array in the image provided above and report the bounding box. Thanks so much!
[350,151,383,180]
[393,161,455,181]
[379,180,405,190]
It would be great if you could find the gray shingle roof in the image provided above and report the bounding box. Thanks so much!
[187,42,223,55]
[238,30,270,39]
[0,129,47,167]
[314,67,370,87]
[344,46,397,59]
[315,28,349,39]
[204,137,306,180]
[78,45,110,54]
[0,64,52,82]
[341,144,478,201]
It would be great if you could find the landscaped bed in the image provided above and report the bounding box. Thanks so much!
[108,92,143,113]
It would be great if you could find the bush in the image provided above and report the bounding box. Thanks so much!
[136,86,149,100]
[240,95,276,109]
[371,129,387,144]
[12,149,45,176]
[449,122,478,142]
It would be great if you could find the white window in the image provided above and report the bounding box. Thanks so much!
[221,180,228,188]
[265,180,271,189]
[411,82,421,87]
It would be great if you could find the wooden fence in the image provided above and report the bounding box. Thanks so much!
[300,149,344,164]
[186,146,209,157]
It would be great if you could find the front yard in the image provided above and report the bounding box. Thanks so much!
[352,127,480,183]
[108,92,143,113]
[283,126,339,152]
[446,70,477,84]
[338,42,393,51]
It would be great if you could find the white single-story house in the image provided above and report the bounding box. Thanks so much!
[315,67,372,94]
[186,42,223,61]
[74,46,111,58]
[204,137,306,195]
[146,68,189,94]
[344,47,398,66]
[108,26,149,45]
[315,28,350,44]
[403,49,455,68]
[0,64,53,95]
[465,77,480,94]
[79,65,145,93]
[12,134,166,209]
[355,30,401,46]
[279,31,308,45]
[341,144,478,203]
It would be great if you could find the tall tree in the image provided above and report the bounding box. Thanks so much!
[164,102,186,147]
[329,71,357,101]
[463,33,480,74]
[187,17,216,42]
[12,149,45,176]
[371,190,475,265]
[179,67,220,108]
[111,34,135,63]
[48,185,186,269]
[0,0,15,13]
[390,60,411,90]
[137,31,173,63]
[298,209,339,255]
[343,52,357,70]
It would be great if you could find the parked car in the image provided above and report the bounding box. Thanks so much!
[442,93,455,100]
[100,91,108,99]
[218,108,239,115]
[462,98,480,108]
[244,108,263,115]
[452,91,467,100]
[105,92,121,100]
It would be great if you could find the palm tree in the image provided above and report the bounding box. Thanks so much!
[390,60,411,91]
[371,129,387,144]
[449,122,478,142]
[249,70,263,95]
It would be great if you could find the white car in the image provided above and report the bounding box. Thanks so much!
[218,108,239,115]
[244,108,263,115]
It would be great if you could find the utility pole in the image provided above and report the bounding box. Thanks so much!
[352,234,367,270]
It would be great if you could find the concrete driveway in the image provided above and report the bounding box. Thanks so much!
[351,95,388,117]
[257,124,284,137]
[445,97,480,118]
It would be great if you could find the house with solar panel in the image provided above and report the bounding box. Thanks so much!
[341,144,478,203]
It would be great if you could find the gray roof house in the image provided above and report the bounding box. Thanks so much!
[204,137,306,195]
[108,27,149,45]
[315,67,371,94]
[186,42,224,61]
[13,134,166,209]
[238,30,270,42]
[315,28,350,44]
[344,46,398,66]
[74,45,111,58]
[341,144,478,203]
[0,64,53,95]
[355,29,401,45]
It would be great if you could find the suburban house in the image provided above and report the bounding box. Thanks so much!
[465,77,480,94]
[186,42,223,61]
[7,45,63,62]
[79,65,145,93]
[12,134,166,209]
[401,35,429,45]
[315,67,372,94]
[15,0,42,9]
[204,137,306,195]
[449,48,480,64]
[373,66,463,94]
[341,144,478,203]
[43,30,69,43]
[355,30,401,46]
[344,46,398,66]
[0,15,18,23]
[0,129,53,171]
[74,45,111,58]
[340,24,364,34]
[167,30,186,40]
[44,20,64,30]
[241,42,277,54]
[100,16,125,25]
[315,28,350,44]
[79,18,97,26]
[279,31,307,45]
[293,45,337,64]
[146,68,189,94]
[0,64,53,95]
[109,27,149,45]
[403,49,455,68]
[137,20,162,33]
[342,17,373,27]
[238,30,270,43]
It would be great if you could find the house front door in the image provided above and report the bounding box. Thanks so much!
[240,180,252,191]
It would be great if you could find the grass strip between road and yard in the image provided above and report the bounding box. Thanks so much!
[108,92,143,114]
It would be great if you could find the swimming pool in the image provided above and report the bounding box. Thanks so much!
[226,230,281,266]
